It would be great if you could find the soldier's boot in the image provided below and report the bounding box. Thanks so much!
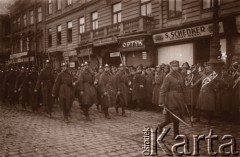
[122,107,126,117]
[83,106,91,121]
[105,107,110,119]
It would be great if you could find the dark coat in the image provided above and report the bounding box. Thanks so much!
[52,69,74,102]
[35,67,55,105]
[152,72,165,105]
[145,73,154,103]
[115,70,129,107]
[99,71,116,107]
[159,71,186,122]
[132,73,146,101]
[78,69,98,105]
[196,73,224,111]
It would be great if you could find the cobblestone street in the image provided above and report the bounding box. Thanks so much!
[0,103,239,157]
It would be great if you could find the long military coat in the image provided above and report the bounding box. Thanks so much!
[159,71,186,122]
[115,70,129,107]
[99,71,116,108]
[52,69,75,102]
[78,69,98,105]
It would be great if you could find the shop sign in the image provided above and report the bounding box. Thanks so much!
[23,57,29,62]
[93,37,117,46]
[30,57,34,61]
[63,50,77,57]
[10,52,28,59]
[110,52,120,57]
[78,47,93,57]
[119,37,145,52]
[17,58,23,63]
[153,22,224,44]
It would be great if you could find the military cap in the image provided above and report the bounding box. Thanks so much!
[84,61,89,66]
[99,66,102,69]
[169,60,180,66]
[45,59,51,63]
[104,64,109,68]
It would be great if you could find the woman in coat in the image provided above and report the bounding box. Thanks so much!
[152,65,165,111]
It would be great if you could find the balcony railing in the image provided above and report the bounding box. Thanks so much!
[107,23,121,36]
[79,31,92,44]
[93,27,105,39]
[79,16,153,45]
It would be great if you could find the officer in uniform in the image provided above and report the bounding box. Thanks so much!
[78,62,97,121]
[115,64,128,116]
[99,64,115,119]
[52,62,75,123]
[95,66,103,112]
[34,60,55,118]
[15,67,26,108]
[158,60,186,138]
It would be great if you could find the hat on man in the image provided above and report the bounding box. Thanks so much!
[99,66,102,69]
[45,60,51,63]
[61,62,67,67]
[119,63,124,67]
[104,64,109,68]
[84,61,89,66]
[170,60,180,66]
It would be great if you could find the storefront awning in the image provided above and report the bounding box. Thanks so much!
[63,50,77,57]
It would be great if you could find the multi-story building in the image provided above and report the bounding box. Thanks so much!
[152,0,240,66]
[45,0,158,69]
[9,0,45,67]
[0,14,11,65]
[8,0,240,68]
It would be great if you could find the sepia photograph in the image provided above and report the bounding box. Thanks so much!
[0,0,239,156]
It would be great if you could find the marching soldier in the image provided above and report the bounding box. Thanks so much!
[99,64,115,119]
[27,66,39,113]
[115,64,128,116]
[78,62,98,121]
[34,60,55,118]
[6,68,17,106]
[52,63,75,123]
[95,66,103,112]
[158,60,187,138]
[15,67,27,108]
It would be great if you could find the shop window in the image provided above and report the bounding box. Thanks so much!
[79,17,85,34]
[30,10,34,25]
[203,0,220,9]
[37,7,42,22]
[57,0,62,10]
[168,0,182,18]
[91,11,98,30]
[67,21,72,43]
[48,0,52,15]
[57,25,61,45]
[113,2,122,24]
[141,0,152,17]
[48,28,52,47]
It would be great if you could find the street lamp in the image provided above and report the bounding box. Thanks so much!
[208,0,224,74]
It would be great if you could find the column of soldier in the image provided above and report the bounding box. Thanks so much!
[0,59,239,126]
